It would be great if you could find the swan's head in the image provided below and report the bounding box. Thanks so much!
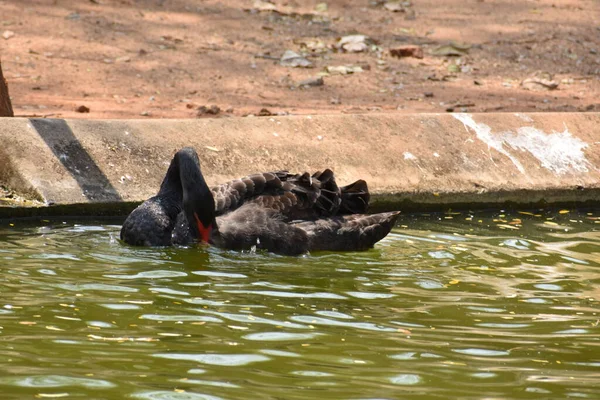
[177,147,216,244]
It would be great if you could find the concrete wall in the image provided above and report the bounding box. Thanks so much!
[1,112,599,217]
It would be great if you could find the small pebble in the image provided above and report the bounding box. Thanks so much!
[2,30,15,40]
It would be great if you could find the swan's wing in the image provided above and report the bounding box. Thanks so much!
[294,211,400,252]
[210,170,335,219]
[339,179,370,214]
[213,203,309,255]
[210,171,290,214]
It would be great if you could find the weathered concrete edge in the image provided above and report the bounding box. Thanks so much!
[1,190,599,220]
[1,112,599,219]
[2,188,598,220]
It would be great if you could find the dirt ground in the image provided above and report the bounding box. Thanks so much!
[0,0,598,119]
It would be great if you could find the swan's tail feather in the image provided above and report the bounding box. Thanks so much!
[339,179,370,214]
[295,211,400,252]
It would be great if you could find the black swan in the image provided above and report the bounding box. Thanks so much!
[120,147,399,255]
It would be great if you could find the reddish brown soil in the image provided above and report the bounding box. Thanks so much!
[1,0,598,119]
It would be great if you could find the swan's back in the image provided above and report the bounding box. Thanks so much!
[210,169,369,221]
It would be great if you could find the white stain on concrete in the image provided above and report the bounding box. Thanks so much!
[453,113,591,175]
[453,113,525,173]
[403,152,417,160]
[514,113,533,122]
[507,126,590,174]
[403,151,426,173]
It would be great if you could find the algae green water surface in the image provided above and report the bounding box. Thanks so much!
[0,210,599,400]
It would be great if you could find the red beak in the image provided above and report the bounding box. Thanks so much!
[193,212,213,243]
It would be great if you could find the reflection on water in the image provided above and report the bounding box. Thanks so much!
[0,210,599,400]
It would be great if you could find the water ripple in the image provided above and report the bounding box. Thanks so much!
[0,375,115,388]
[243,332,322,341]
[131,391,224,400]
[55,283,138,292]
[192,270,248,279]
[2,211,599,399]
[389,374,422,385]
[153,353,270,366]
[223,290,347,299]
[104,270,188,279]
[290,316,397,332]
[453,348,510,357]
[196,310,308,329]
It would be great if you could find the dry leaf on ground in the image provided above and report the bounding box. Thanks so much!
[336,35,375,53]
[431,42,471,56]
[324,65,364,75]
[521,71,559,91]
[280,50,313,68]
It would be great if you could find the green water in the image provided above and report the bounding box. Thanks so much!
[0,210,599,400]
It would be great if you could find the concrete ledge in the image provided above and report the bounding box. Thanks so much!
[1,113,599,218]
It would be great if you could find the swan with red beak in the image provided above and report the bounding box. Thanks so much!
[121,147,400,255]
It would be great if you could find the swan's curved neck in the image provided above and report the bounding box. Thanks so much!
[161,148,217,242]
